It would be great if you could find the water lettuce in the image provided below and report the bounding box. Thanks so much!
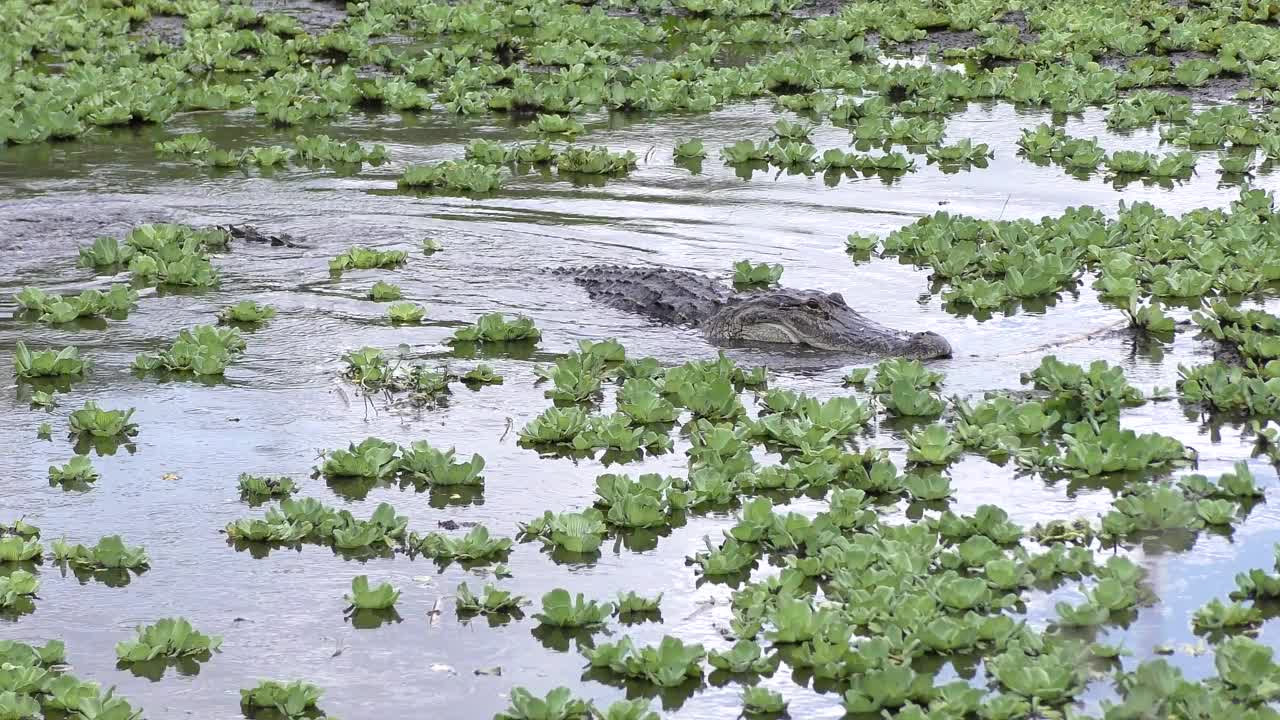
[412,525,511,562]
[115,618,221,662]
[345,575,400,610]
[48,456,99,485]
[14,342,86,378]
[320,437,399,479]
[218,301,276,324]
[494,687,591,720]
[532,589,613,628]
[68,402,137,438]
[240,680,324,718]
[51,535,149,570]
[455,582,526,614]
[450,313,541,343]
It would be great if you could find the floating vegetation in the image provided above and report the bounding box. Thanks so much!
[399,161,504,193]
[14,285,139,324]
[237,474,297,501]
[218,300,276,324]
[329,246,409,273]
[241,680,329,718]
[67,401,138,439]
[13,342,86,378]
[133,324,247,376]
[12,0,1280,717]
[449,313,542,344]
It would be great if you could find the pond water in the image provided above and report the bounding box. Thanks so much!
[2,57,1280,720]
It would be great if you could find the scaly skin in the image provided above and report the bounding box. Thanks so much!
[560,265,952,359]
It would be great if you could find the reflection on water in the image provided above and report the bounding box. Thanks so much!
[1,96,1279,719]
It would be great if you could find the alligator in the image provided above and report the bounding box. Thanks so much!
[560,265,952,359]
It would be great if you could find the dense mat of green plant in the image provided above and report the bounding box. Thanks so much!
[8,0,1280,718]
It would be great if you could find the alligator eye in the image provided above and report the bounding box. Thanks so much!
[805,299,822,309]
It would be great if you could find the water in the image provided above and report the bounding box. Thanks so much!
[2,95,1279,719]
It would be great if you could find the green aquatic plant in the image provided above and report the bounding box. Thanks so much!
[1193,598,1261,630]
[328,246,408,273]
[690,537,759,576]
[495,687,591,720]
[68,401,137,438]
[521,509,608,553]
[572,413,672,454]
[733,260,783,287]
[905,424,963,465]
[237,474,296,499]
[78,236,137,267]
[134,324,246,376]
[51,535,149,570]
[0,535,42,563]
[842,663,936,713]
[1124,298,1175,335]
[155,133,213,156]
[368,281,403,301]
[292,134,387,165]
[450,313,541,343]
[1101,484,1200,536]
[741,687,786,715]
[399,442,485,486]
[320,437,400,479]
[412,525,511,561]
[240,680,325,718]
[16,284,139,323]
[456,582,526,614]
[48,455,99,485]
[520,406,590,445]
[1058,422,1192,477]
[241,145,292,167]
[115,617,221,662]
[387,302,426,323]
[399,161,503,192]
[460,364,504,385]
[708,639,779,674]
[533,589,613,628]
[345,575,400,610]
[673,139,706,158]
[557,146,638,175]
[581,635,705,687]
[1022,356,1144,421]
[0,570,39,609]
[218,300,276,324]
[926,139,993,167]
[615,591,662,618]
[13,342,85,378]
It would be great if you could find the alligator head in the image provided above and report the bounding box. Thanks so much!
[702,289,952,359]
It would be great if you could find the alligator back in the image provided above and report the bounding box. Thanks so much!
[558,265,731,326]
